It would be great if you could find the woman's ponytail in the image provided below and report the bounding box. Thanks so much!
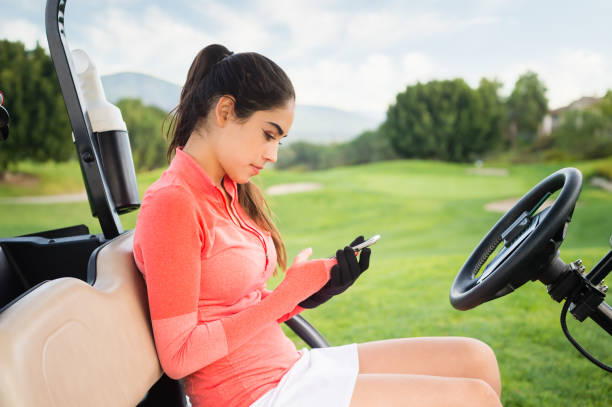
[180,44,233,104]
[166,44,233,163]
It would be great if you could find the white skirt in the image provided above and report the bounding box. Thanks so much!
[250,343,359,407]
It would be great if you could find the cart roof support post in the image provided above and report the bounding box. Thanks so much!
[45,0,123,239]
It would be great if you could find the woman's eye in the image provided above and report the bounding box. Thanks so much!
[263,131,275,141]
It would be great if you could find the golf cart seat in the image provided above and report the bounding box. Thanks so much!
[0,230,166,406]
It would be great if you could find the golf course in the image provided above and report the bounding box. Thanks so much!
[1,158,611,406]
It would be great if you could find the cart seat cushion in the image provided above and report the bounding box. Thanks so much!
[0,231,163,406]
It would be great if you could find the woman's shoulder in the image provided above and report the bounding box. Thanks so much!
[144,172,195,200]
[141,177,197,212]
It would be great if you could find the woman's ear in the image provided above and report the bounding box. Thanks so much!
[214,95,236,127]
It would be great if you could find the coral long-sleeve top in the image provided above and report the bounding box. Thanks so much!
[133,147,310,407]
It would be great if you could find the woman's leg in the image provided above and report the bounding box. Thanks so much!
[349,373,502,407]
[357,337,501,396]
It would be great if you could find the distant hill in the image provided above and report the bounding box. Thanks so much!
[291,105,380,144]
[101,72,380,144]
[101,72,180,113]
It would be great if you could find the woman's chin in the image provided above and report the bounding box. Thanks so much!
[235,175,254,184]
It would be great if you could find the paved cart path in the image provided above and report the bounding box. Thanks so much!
[0,182,323,204]
[0,191,88,204]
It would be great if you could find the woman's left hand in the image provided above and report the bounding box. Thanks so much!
[298,236,371,309]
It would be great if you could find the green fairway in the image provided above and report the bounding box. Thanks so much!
[1,159,611,405]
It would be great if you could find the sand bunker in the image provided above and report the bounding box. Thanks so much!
[485,197,554,213]
[266,182,322,196]
[467,167,509,176]
[590,176,612,191]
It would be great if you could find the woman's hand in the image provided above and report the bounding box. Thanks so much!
[274,248,335,306]
[299,236,371,309]
[292,247,313,266]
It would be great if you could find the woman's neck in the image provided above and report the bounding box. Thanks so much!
[183,133,225,188]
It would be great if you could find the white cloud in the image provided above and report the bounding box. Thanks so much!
[544,49,609,108]
[70,6,215,84]
[0,19,46,50]
[256,2,498,59]
[499,49,611,109]
[287,51,438,114]
[255,0,345,58]
[401,52,437,81]
[345,11,498,50]
[188,2,272,52]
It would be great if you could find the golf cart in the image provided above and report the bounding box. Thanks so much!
[0,1,328,405]
[1,0,610,405]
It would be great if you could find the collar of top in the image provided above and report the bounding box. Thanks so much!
[171,147,238,200]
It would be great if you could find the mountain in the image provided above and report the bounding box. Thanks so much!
[101,72,381,144]
[101,72,180,113]
[291,105,380,143]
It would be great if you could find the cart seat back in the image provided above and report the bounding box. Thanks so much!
[0,231,163,406]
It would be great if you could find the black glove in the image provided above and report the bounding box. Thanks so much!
[298,236,371,309]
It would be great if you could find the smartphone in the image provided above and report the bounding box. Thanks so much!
[351,234,380,252]
[330,234,380,258]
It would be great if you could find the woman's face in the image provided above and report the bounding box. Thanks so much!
[215,100,295,184]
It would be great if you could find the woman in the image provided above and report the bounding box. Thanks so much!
[133,44,502,407]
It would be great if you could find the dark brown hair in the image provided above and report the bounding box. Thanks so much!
[166,44,294,270]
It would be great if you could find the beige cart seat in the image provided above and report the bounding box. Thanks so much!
[0,231,163,406]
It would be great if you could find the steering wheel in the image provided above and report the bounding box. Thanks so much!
[450,167,583,311]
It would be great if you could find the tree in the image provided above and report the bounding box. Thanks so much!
[506,71,548,145]
[0,40,73,176]
[382,78,501,162]
[476,78,505,152]
[552,91,612,159]
[116,98,168,171]
[276,141,327,170]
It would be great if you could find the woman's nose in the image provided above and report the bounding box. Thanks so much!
[263,143,278,163]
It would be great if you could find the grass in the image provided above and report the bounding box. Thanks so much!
[0,160,85,197]
[1,159,611,405]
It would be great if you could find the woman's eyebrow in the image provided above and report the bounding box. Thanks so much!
[266,121,285,136]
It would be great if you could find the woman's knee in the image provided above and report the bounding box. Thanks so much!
[464,378,502,407]
[459,339,501,395]
[464,338,498,367]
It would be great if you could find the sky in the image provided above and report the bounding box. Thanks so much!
[2,0,612,121]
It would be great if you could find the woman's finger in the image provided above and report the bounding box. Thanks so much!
[349,235,365,247]
[344,245,361,280]
[358,247,371,274]
[292,247,312,265]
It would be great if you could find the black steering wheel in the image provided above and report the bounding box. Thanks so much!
[450,167,583,311]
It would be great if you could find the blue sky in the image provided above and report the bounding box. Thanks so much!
[2,0,612,120]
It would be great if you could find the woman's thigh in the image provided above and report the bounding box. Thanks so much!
[349,373,501,407]
[357,337,501,395]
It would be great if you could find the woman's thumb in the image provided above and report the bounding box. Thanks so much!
[292,247,312,265]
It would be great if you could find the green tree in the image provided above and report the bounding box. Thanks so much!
[343,129,397,165]
[276,141,327,170]
[552,91,612,159]
[116,98,168,171]
[382,78,500,162]
[476,78,505,152]
[506,71,548,145]
[0,40,72,176]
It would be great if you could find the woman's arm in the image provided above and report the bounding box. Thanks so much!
[134,186,332,379]
[261,288,305,323]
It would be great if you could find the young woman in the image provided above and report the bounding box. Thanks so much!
[133,44,502,407]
